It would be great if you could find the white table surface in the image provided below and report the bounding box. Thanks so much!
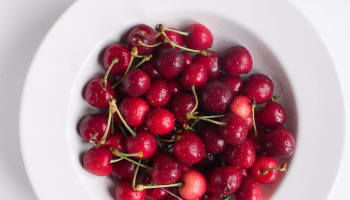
[0,0,349,199]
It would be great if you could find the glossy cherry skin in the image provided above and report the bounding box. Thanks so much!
[155,48,185,79]
[170,93,195,122]
[179,170,207,200]
[242,73,274,104]
[122,69,151,97]
[256,101,286,128]
[127,24,157,55]
[264,127,296,158]
[230,95,253,129]
[84,77,115,108]
[141,62,162,79]
[222,76,243,95]
[219,113,248,145]
[201,126,226,154]
[223,45,252,76]
[208,166,242,195]
[174,132,204,165]
[159,28,184,49]
[181,62,208,89]
[235,177,263,200]
[250,156,279,184]
[151,154,181,184]
[112,160,135,181]
[83,147,112,176]
[184,23,213,50]
[183,52,192,66]
[115,181,146,200]
[224,140,256,169]
[103,43,131,75]
[200,80,233,114]
[146,188,168,200]
[145,80,171,107]
[103,131,126,152]
[126,131,157,159]
[166,79,184,96]
[79,113,110,143]
[120,97,150,127]
[193,50,220,79]
[145,108,175,135]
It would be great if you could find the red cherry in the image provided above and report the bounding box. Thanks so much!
[264,127,296,158]
[79,113,110,142]
[179,170,207,200]
[182,52,193,66]
[242,73,274,104]
[151,154,181,185]
[208,166,242,195]
[155,48,185,79]
[255,101,286,128]
[126,131,157,159]
[201,126,226,154]
[170,93,195,123]
[223,46,252,76]
[159,28,184,49]
[166,79,184,96]
[219,113,248,145]
[135,123,149,133]
[115,181,146,200]
[83,147,112,176]
[181,62,208,89]
[146,108,175,135]
[193,50,220,79]
[103,43,131,75]
[120,97,150,127]
[184,24,213,50]
[84,77,115,108]
[230,95,252,129]
[235,177,263,200]
[250,156,279,184]
[146,188,168,200]
[174,132,204,165]
[145,80,171,107]
[112,160,135,181]
[247,128,268,154]
[200,80,233,114]
[141,62,162,79]
[127,24,157,55]
[224,140,256,169]
[103,131,126,152]
[122,69,151,97]
[222,76,242,95]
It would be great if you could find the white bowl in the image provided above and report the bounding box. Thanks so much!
[20,0,345,199]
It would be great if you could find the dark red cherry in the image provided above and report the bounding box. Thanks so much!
[122,69,150,97]
[242,73,274,104]
[120,97,150,127]
[193,50,220,79]
[170,93,195,123]
[174,132,204,165]
[200,80,233,114]
[205,195,222,200]
[223,46,252,76]
[224,140,256,169]
[222,76,242,95]
[155,48,185,79]
[201,126,226,154]
[84,77,115,108]
[219,113,248,145]
[146,188,168,200]
[104,131,126,152]
[145,108,175,135]
[103,43,131,75]
[264,127,296,158]
[250,156,279,184]
[126,131,157,159]
[159,28,184,49]
[181,62,208,89]
[79,113,110,143]
[235,177,263,200]
[115,181,146,200]
[247,128,268,154]
[151,154,181,185]
[127,24,157,55]
[179,170,207,200]
[166,79,184,96]
[141,62,162,79]
[145,80,171,107]
[183,52,192,66]
[83,147,112,176]
[112,160,135,181]
[230,95,253,129]
[256,101,286,128]
[135,123,149,133]
[184,24,213,50]
[208,166,242,195]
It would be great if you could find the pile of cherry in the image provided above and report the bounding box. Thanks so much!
[79,23,296,200]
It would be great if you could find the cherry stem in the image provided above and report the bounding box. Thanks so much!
[135,182,183,191]
[133,54,152,69]
[118,151,143,158]
[251,101,258,137]
[118,124,128,137]
[271,95,279,102]
[99,105,113,145]
[111,149,151,170]
[162,27,190,36]
[190,119,200,129]
[132,160,141,188]
[260,162,288,175]
[111,114,114,134]
[161,188,184,200]
[103,58,119,84]
[223,195,233,200]
[191,115,226,126]
[189,85,198,116]
[158,135,177,143]
[110,157,124,163]
[135,38,162,48]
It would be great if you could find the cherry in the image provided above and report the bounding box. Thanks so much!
[126,131,157,159]
[170,93,195,123]
[84,77,115,108]
[181,62,208,90]
[205,195,222,200]
[173,132,204,165]
[242,73,274,104]
[208,166,242,195]
[151,154,181,184]
[264,127,296,158]
[122,69,150,97]
[184,24,213,50]
[182,52,192,66]
[193,50,220,79]
[103,43,131,75]
[250,156,280,184]
[112,160,136,181]
[178,170,207,200]
[146,188,168,200]
[223,45,252,76]
[166,79,184,96]
[79,113,110,143]
[145,80,171,107]
[219,113,248,145]
[103,131,126,152]
[230,95,253,129]
[235,177,263,200]
[224,140,256,169]
[247,128,268,154]
[155,48,185,79]
[200,80,233,114]
[255,101,286,128]
[146,108,175,135]
[200,126,226,154]
[115,181,146,200]
[141,62,162,79]
[120,97,150,127]
[83,147,112,176]
[222,76,242,95]
[127,24,157,55]
[159,28,184,49]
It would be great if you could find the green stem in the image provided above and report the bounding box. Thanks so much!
[161,188,184,200]
[190,119,200,128]
[111,48,137,89]
[99,106,113,144]
[111,149,151,170]
[111,99,137,138]
[260,161,287,175]
[191,116,226,126]
[163,27,190,36]
[136,39,162,48]
[110,158,124,163]
[189,85,198,116]
[104,58,119,81]
[134,54,152,69]
[135,182,183,191]
[199,115,225,119]
[132,160,141,188]
[117,151,143,158]
[223,195,233,200]
[251,102,258,137]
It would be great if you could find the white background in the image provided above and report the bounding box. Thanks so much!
[0,0,349,199]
